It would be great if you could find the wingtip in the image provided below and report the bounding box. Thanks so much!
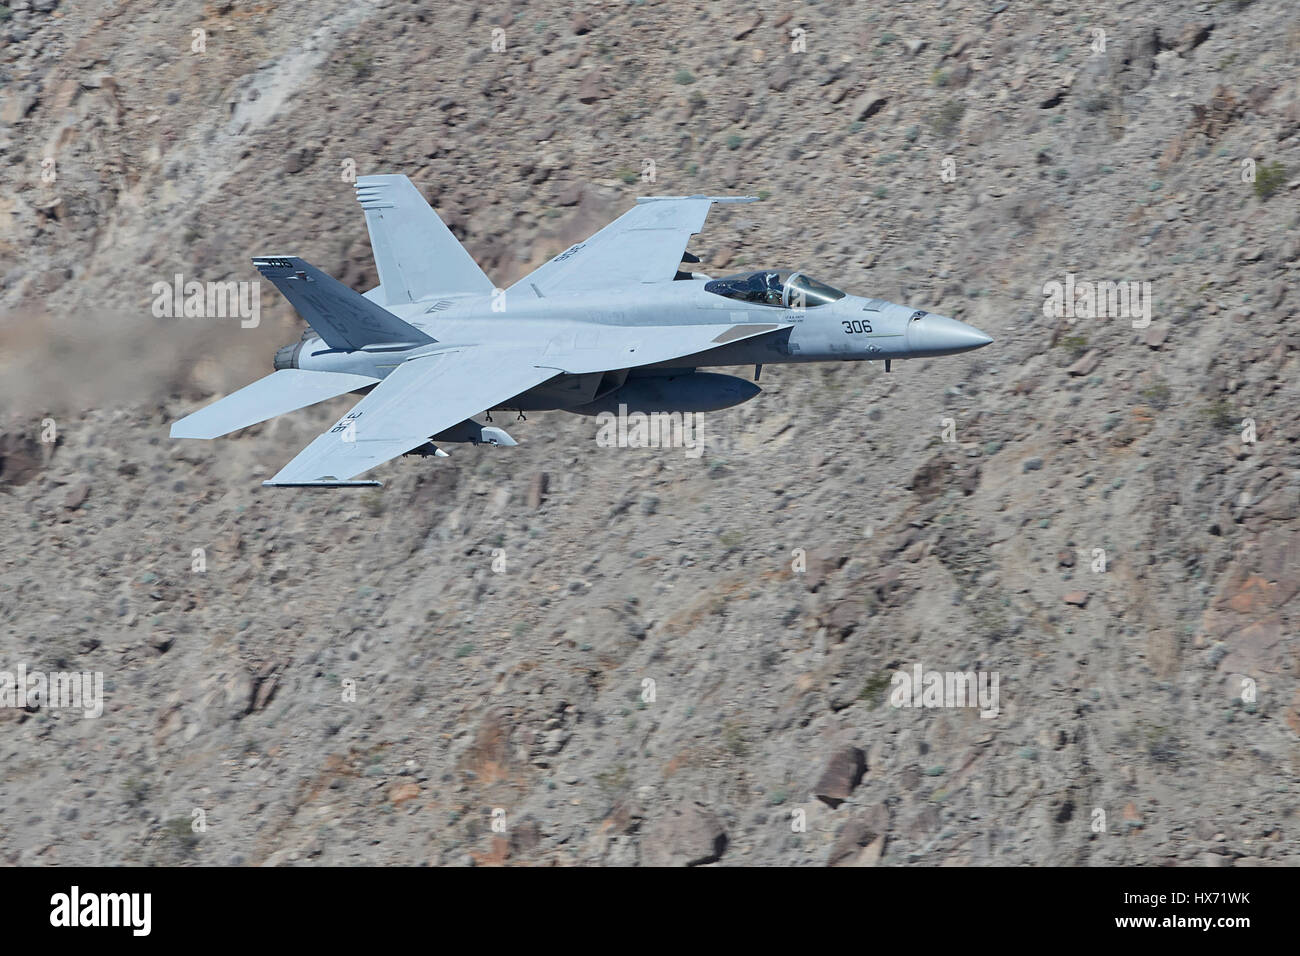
[635,195,760,205]
[169,422,204,440]
[261,479,384,488]
[354,173,407,188]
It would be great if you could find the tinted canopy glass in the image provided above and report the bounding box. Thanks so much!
[705,270,845,308]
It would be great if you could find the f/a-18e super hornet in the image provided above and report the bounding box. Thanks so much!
[171,175,992,486]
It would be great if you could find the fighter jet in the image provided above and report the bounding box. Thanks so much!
[170,175,992,486]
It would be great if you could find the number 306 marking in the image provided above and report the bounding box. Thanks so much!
[841,319,873,334]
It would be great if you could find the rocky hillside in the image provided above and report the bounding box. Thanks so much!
[1,0,1297,865]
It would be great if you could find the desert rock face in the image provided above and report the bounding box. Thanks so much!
[0,1,1297,865]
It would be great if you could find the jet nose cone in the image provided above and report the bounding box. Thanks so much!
[905,314,993,356]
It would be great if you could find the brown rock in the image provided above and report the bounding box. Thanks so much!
[826,806,889,868]
[1066,349,1100,376]
[1284,690,1300,737]
[872,567,909,608]
[0,430,45,486]
[576,72,609,105]
[1176,22,1214,55]
[1190,85,1240,139]
[1157,133,1186,172]
[509,818,542,856]
[1063,590,1090,607]
[253,672,279,712]
[390,782,420,807]
[1245,82,1275,114]
[1217,617,1284,677]
[1253,532,1299,606]
[908,457,947,502]
[768,64,793,92]
[35,197,66,221]
[459,710,515,785]
[0,90,37,124]
[283,146,318,175]
[853,90,888,122]
[1224,574,1278,615]
[814,745,867,807]
[643,805,727,866]
[802,546,847,591]
[732,14,762,41]
[63,480,90,510]
[526,472,549,509]
[822,599,861,639]
[1243,488,1296,531]
[553,181,583,207]
[943,33,978,60]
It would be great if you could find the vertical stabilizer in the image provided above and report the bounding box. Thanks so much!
[354,174,495,304]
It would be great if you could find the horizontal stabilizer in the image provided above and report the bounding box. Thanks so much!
[252,256,435,350]
[170,369,380,440]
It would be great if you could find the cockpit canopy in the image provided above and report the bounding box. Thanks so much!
[704,270,846,308]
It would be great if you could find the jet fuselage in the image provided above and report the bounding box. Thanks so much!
[284,278,992,412]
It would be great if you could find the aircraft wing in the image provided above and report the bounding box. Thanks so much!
[508,195,756,298]
[263,348,558,486]
[262,322,792,486]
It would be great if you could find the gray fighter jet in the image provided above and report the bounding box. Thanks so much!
[171,175,992,486]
